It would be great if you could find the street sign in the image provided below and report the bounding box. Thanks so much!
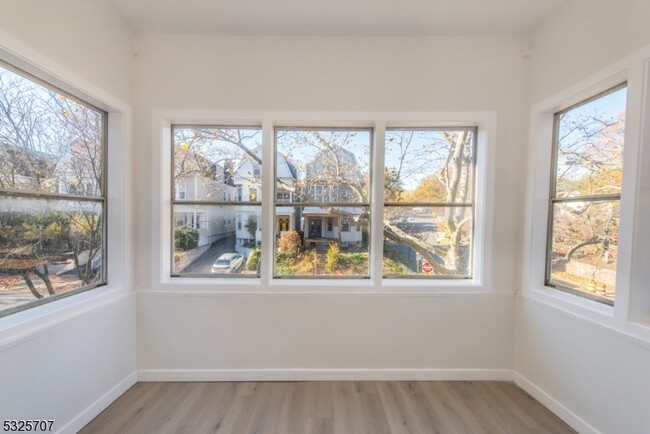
[421,261,433,273]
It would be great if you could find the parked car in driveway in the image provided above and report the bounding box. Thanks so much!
[211,253,244,274]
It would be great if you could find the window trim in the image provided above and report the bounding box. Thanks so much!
[543,83,627,306]
[156,112,495,292]
[521,49,650,342]
[0,60,109,318]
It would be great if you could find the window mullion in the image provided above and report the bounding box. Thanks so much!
[371,121,386,285]
[261,119,275,285]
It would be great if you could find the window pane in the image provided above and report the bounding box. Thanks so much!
[384,206,472,278]
[173,204,260,276]
[555,86,626,197]
[548,200,619,301]
[0,65,104,196]
[275,129,371,203]
[385,129,474,203]
[0,196,104,314]
[173,127,262,202]
[274,206,369,277]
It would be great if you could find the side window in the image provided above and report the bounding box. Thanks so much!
[172,126,261,277]
[0,62,107,316]
[546,84,627,304]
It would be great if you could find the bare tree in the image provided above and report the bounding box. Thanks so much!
[0,67,105,298]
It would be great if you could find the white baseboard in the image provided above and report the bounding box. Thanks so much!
[513,372,599,434]
[57,372,137,434]
[137,368,513,382]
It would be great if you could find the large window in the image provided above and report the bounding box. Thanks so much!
[546,84,627,304]
[274,128,371,278]
[0,62,107,316]
[171,126,262,277]
[168,123,486,283]
[384,128,476,278]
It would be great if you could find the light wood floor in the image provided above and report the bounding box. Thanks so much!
[80,381,575,434]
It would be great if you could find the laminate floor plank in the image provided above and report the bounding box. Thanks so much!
[79,381,576,434]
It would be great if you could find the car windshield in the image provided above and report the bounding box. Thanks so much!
[215,259,231,266]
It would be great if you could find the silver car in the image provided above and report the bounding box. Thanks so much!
[211,253,244,274]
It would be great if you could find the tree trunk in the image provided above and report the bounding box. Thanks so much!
[22,271,43,299]
[32,266,55,296]
[383,221,448,274]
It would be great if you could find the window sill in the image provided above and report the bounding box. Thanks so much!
[150,276,494,295]
[0,285,132,346]
[522,285,614,318]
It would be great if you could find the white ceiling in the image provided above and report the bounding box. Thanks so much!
[110,0,568,37]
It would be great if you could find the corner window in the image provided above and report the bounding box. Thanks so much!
[172,126,261,277]
[274,128,371,278]
[546,84,627,304]
[383,128,476,278]
[0,61,107,316]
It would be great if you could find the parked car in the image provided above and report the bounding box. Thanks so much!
[211,253,244,274]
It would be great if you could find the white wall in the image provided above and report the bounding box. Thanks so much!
[0,293,136,433]
[0,1,136,432]
[514,300,650,434]
[0,0,133,103]
[517,1,650,433]
[134,34,528,377]
[527,0,650,104]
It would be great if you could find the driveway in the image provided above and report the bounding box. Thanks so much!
[182,235,238,274]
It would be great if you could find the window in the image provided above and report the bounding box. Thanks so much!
[546,84,627,304]
[276,191,291,202]
[177,183,186,200]
[383,128,476,278]
[0,61,107,316]
[274,128,371,278]
[166,119,489,284]
[172,126,261,277]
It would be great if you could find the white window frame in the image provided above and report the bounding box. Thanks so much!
[273,126,373,280]
[154,111,495,293]
[522,47,650,342]
[0,47,131,325]
[383,126,478,280]
[544,84,626,306]
[0,60,108,317]
[169,124,262,278]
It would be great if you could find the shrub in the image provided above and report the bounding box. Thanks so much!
[174,228,199,251]
[274,251,293,275]
[292,250,319,275]
[246,247,261,271]
[278,230,301,254]
[325,242,341,273]
[383,257,411,275]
